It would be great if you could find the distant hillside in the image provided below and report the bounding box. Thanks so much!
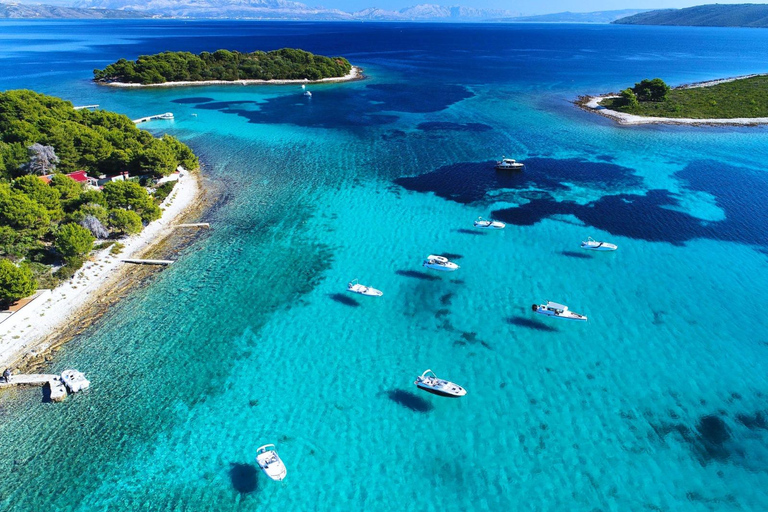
[500,9,650,24]
[0,1,150,17]
[613,4,768,28]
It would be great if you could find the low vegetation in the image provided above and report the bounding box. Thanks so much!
[94,48,352,85]
[0,90,199,305]
[599,76,768,119]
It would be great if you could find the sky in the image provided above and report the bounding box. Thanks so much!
[9,0,768,15]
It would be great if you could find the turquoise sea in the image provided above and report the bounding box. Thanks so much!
[1,20,768,511]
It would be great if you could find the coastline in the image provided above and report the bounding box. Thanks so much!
[577,73,768,126]
[0,170,203,372]
[99,65,363,88]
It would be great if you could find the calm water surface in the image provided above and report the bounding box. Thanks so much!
[1,20,768,511]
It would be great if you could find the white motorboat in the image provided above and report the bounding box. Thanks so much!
[495,156,524,171]
[532,301,587,322]
[303,91,312,97]
[301,84,306,89]
[423,255,459,272]
[60,369,90,393]
[473,217,505,229]
[256,444,287,481]
[580,237,618,251]
[414,369,466,398]
[347,279,383,297]
[158,112,174,119]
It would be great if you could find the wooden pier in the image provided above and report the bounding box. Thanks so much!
[0,374,67,402]
[120,258,175,265]
[73,104,99,110]
[133,113,174,124]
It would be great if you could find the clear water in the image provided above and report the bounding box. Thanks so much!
[1,20,768,511]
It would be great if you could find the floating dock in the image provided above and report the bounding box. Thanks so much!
[133,113,174,124]
[120,258,175,265]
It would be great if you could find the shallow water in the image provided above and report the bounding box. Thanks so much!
[1,20,768,511]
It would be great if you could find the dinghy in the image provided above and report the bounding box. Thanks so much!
[581,237,617,251]
[532,301,587,322]
[414,369,466,398]
[347,279,383,297]
[423,255,459,272]
[256,444,287,481]
[474,217,505,229]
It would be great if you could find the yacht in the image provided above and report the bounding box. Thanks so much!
[347,279,383,297]
[423,255,459,272]
[158,112,174,119]
[474,217,505,229]
[303,91,312,97]
[532,301,587,322]
[414,369,466,398]
[580,237,618,251]
[495,156,524,171]
[60,369,90,393]
[256,444,287,481]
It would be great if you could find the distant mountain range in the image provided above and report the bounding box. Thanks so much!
[499,9,650,24]
[60,0,518,20]
[0,1,150,17]
[613,4,768,28]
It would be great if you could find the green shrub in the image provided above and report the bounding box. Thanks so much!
[0,259,36,303]
[54,223,94,263]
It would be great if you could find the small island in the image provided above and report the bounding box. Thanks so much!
[93,48,358,87]
[579,75,768,125]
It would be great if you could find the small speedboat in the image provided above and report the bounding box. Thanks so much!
[423,255,459,272]
[474,217,505,230]
[303,91,312,97]
[60,369,90,393]
[532,301,587,322]
[495,156,524,171]
[581,237,617,251]
[347,279,383,297]
[414,369,466,398]
[256,444,287,481]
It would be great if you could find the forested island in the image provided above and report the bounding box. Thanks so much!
[0,90,198,304]
[93,48,353,85]
[597,76,768,119]
[613,4,768,28]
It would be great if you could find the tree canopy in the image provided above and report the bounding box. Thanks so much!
[632,78,671,102]
[0,259,36,304]
[93,48,352,85]
[0,89,199,178]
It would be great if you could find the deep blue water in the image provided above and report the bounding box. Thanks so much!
[1,20,768,511]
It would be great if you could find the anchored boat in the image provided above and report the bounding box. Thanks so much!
[495,156,524,171]
[347,279,383,297]
[532,301,587,322]
[256,444,287,481]
[474,217,505,229]
[414,369,466,398]
[303,90,312,97]
[423,255,459,272]
[581,237,617,251]
[60,369,90,392]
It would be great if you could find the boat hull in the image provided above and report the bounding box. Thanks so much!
[495,165,524,171]
[423,264,458,271]
[533,310,587,322]
[348,285,383,297]
[581,243,617,251]
[416,384,465,398]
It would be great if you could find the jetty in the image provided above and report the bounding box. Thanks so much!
[174,223,210,229]
[73,104,99,111]
[0,374,68,402]
[133,112,174,124]
[120,258,174,265]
